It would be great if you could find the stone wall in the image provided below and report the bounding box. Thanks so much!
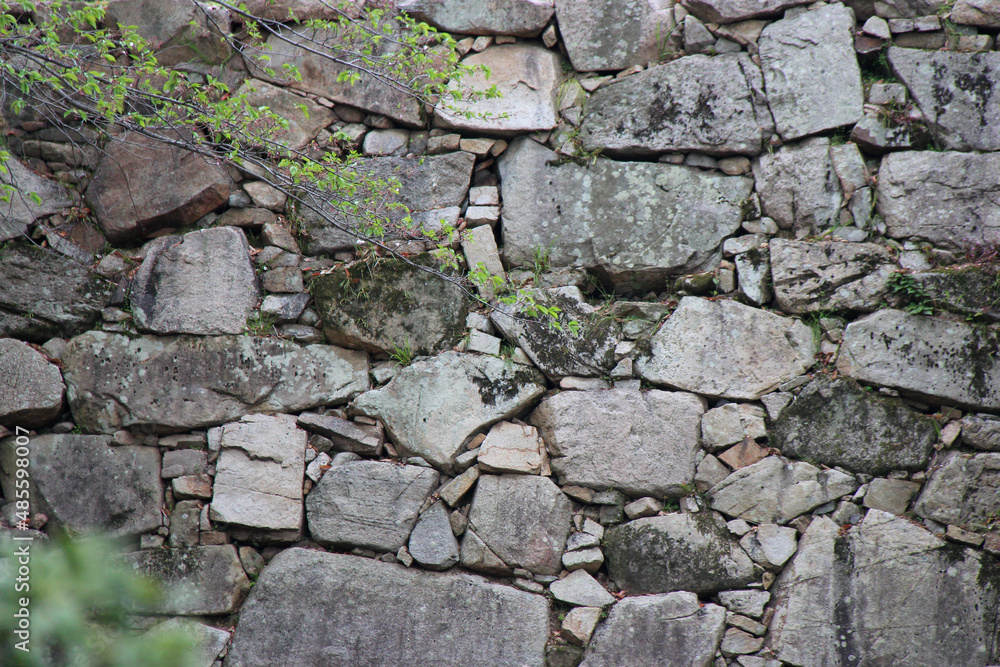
[2,0,1000,665]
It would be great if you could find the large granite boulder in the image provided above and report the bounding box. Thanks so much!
[529,387,705,497]
[0,154,73,242]
[604,514,758,595]
[769,511,1000,666]
[579,54,773,156]
[434,44,562,135]
[63,332,369,433]
[104,0,231,66]
[913,451,1000,526]
[499,138,753,293]
[0,434,161,537]
[130,227,259,336]
[0,243,114,342]
[232,80,335,150]
[397,0,553,36]
[0,338,64,427]
[635,297,816,400]
[311,254,471,356]
[771,375,938,474]
[876,151,1000,249]
[682,0,811,22]
[351,352,546,473]
[752,138,843,235]
[837,309,1000,410]
[555,0,676,72]
[84,129,231,242]
[758,5,863,140]
[123,545,250,616]
[888,48,1000,152]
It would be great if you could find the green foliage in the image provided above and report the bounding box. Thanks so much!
[531,244,551,281]
[889,271,934,315]
[389,338,413,366]
[244,311,278,337]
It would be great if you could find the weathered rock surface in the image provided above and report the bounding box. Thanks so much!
[296,412,384,456]
[555,0,675,71]
[312,254,471,356]
[580,54,773,156]
[876,151,1000,249]
[477,421,547,475]
[232,80,335,150]
[307,460,439,552]
[962,415,1000,451]
[752,138,843,235]
[913,451,1000,526]
[352,352,546,473]
[708,456,858,524]
[0,155,73,242]
[549,569,616,607]
[769,511,1000,667]
[465,474,572,575]
[130,227,259,335]
[529,387,705,496]
[104,0,231,66]
[0,434,161,536]
[499,138,753,293]
[683,0,811,22]
[0,244,114,342]
[398,0,553,37]
[581,591,727,667]
[605,514,758,595]
[210,414,307,535]
[84,129,231,242]
[63,332,369,433]
[0,338,64,427]
[770,239,896,313]
[837,309,1000,410]
[226,549,549,666]
[408,501,460,571]
[888,48,1000,152]
[635,297,816,400]
[872,0,950,17]
[910,266,1000,322]
[771,375,938,474]
[123,545,250,616]
[435,44,562,135]
[758,5,863,140]
[952,0,1000,27]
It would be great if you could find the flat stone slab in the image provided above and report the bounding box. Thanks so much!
[758,4,863,140]
[306,460,439,552]
[0,154,73,242]
[397,0,553,36]
[771,375,938,474]
[0,338,64,427]
[604,514,758,595]
[408,501,460,571]
[529,387,705,497]
[769,511,1000,667]
[836,309,1000,410]
[499,138,753,293]
[0,434,161,537]
[63,332,369,433]
[913,451,1000,526]
[123,545,250,616]
[555,0,675,72]
[352,351,546,473]
[752,138,843,235]
[581,592,727,667]
[635,297,816,400]
[580,53,773,156]
[225,549,549,666]
[876,151,1000,249]
[232,80,335,150]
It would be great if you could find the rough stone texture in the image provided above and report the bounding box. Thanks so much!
[210,414,307,534]
[740,524,798,569]
[555,0,675,72]
[143,619,230,667]
[771,375,938,474]
[873,0,950,17]
[635,297,816,400]
[499,138,753,293]
[226,549,549,667]
[770,239,895,313]
[84,129,231,242]
[0,244,115,342]
[352,352,546,473]
[752,138,843,236]
[758,5,863,140]
[0,155,73,242]
[836,309,1000,410]
[708,456,858,524]
[0,434,161,537]
[529,387,705,496]
[408,502,460,571]
[549,569,616,607]
[123,545,250,616]
[435,45,562,135]
[605,514,758,595]
[130,227,259,335]
[398,0,553,37]
[888,48,1000,152]
[307,460,439,552]
[769,511,1000,667]
[477,421,546,475]
[580,54,773,156]
[0,338,64,427]
[876,151,1000,249]
[63,332,369,433]
[910,266,1000,323]
[104,0,231,66]
[963,415,1000,451]
[913,451,1000,526]
[952,0,1000,27]
[581,592,727,667]
[312,254,471,356]
[491,287,619,379]
[296,412,384,456]
[717,590,771,619]
[233,80,335,150]
[863,477,921,515]
[465,474,572,575]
